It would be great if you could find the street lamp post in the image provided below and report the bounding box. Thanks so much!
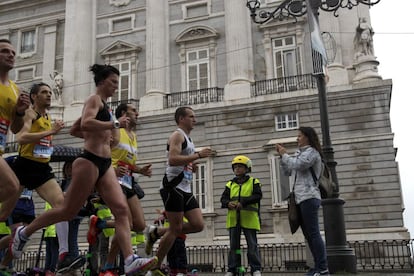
[246,0,380,273]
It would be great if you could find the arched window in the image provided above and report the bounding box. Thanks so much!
[176,25,219,91]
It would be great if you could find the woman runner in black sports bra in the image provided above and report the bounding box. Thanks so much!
[10,64,158,276]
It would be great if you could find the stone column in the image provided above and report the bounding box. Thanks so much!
[224,0,254,101]
[139,0,169,112]
[62,0,95,122]
[42,22,57,86]
[319,13,349,86]
[42,21,64,121]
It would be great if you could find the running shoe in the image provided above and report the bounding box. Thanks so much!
[144,225,158,255]
[9,225,29,259]
[124,256,158,276]
[56,255,86,274]
[87,215,101,245]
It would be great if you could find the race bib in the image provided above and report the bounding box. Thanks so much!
[20,188,33,200]
[0,118,10,153]
[118,174,133,189]
[183,163,193,181]
[33,136,53,158]
[117,160,133,189]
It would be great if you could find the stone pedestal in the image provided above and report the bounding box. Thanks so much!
[352,55,381,83]
[224,82,251,101]
[326,63,349,86]
[139,92,165,112]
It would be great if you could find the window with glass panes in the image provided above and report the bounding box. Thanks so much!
[272,36,302,78]
[270,154,295,204]
[20,30,36,53]
[192,162,209,212]
[187,49,209,90]
[275,113,298,131]
[111,62,131,102]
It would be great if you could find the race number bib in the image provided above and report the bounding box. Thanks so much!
[183,163,193,181]
[33,136,53,158]
[0,118,10,153]
[117,161,133,189]
[20,188,33,200]
[118,174,133,189]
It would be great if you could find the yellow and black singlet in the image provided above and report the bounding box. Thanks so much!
[111,128,138,189]
[0,81,19,155]
[19,113,53,163]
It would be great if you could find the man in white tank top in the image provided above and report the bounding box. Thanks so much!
[145,107,214,275]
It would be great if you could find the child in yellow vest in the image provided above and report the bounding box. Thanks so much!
[220,156,262,276]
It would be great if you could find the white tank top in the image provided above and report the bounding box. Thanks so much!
[165,128,195,193]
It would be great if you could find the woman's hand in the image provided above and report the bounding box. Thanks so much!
[276,143,286,156]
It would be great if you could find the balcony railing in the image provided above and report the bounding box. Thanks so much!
[164,87,224,108]
[251,74,317,97]
[107,98,139,113]
[4,141,18,154]
[10,240,414,274]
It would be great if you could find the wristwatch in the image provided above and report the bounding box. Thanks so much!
[113,120,121,129]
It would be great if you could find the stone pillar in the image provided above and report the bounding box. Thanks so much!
[42,22,57,86]
[223,0,254,101]
[319,13,349,86]
[139,0,169,112]
[62,0,95,122]
[42,21,64,120]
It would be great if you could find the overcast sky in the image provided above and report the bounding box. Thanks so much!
[370,1,414,236]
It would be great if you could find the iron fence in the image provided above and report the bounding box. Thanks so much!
[10,240,414,274]
[107,98,139,113]
[164,87,224,108]
[251,74,317,97]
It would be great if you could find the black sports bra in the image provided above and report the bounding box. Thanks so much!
[95,100,112,122]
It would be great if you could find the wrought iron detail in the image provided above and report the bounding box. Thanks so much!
[246,0,381,23]
[320,0,381,17]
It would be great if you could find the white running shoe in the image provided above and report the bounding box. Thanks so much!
[10,225,29,259]
[253,271,262,276]
[124,255,158,276]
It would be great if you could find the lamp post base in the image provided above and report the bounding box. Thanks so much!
[326,246,357,274]
[322,198,357,274]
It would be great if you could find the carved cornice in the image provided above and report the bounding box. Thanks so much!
[100,40,142,57]
[176,25,219,44]
[109,0,131,7]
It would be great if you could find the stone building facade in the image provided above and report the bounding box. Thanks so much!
[0,0,407,250]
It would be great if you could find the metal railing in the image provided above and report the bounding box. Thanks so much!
[164,87,224,108]
[10,240,414,274]
[4,141,18,154]
[251,74,317,97]
[107,98,139,113]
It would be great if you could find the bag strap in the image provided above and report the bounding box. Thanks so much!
[309,167,318,186]
[293,172,296,188]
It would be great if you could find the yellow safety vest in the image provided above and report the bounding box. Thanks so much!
[225,177,261,230]
[44,202,56,237]
[94,202,115,237]
[0,222,11,235]
[130,231,145,245]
